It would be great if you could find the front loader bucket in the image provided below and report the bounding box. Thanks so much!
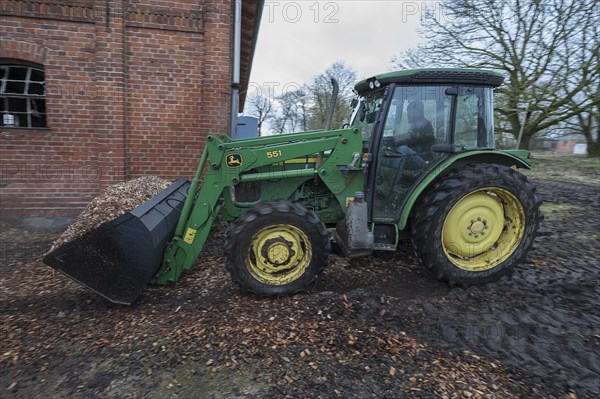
[44,177,191,305]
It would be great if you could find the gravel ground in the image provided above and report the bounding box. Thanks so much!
[1,155,598,398]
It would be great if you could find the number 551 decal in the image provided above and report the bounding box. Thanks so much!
[266,150,282,159]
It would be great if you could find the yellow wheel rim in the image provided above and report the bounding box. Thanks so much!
[442,188,525,272]
[246,224,312,286]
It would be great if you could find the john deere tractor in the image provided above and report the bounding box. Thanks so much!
[45,68,542,304]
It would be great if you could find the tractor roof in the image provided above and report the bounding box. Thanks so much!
[355,68,505,94]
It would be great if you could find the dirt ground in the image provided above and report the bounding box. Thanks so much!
[1,155,599,398]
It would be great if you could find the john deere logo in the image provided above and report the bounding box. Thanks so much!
[226,153,243,168]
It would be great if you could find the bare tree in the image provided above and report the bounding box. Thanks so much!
[270,90,304,134]
[392,0,599,153]
[564,88,600,156]
[307,61,357,130]
[562,19,600,156]
[289,86,310,132]
[246,93,274,136]
[268,62,357,134]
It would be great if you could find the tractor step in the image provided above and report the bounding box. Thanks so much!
[43,177,190,305]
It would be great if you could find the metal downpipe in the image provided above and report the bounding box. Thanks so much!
[230,0,242,139]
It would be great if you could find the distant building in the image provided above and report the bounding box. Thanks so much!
[1,0,263,224]
[554,135,588,154]
[531,134,588,154]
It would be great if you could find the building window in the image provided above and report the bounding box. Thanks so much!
[0,63,46,128]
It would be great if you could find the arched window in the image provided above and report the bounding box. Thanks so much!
[0,62,46,128]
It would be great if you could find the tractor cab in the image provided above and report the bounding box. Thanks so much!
[351,69,504,224]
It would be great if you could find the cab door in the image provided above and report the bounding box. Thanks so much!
[370,85,452,222]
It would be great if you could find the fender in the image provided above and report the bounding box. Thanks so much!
[397,150,532,230]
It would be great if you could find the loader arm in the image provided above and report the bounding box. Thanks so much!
[153,128,364,284]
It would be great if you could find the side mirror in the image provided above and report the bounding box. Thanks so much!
[445,87,458,96]
[359,103,367,122]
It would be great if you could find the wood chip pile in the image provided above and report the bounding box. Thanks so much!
[49,176,170,252]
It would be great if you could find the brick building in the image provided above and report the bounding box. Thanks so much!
[0,0,263,227]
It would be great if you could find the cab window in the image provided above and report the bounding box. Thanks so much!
[454,87,494,149]
[352,88,385,143]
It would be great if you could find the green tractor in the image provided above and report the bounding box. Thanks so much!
[44,68,542,304]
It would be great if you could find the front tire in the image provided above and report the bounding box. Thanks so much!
[411,164,542,286]
[225,201,330,296]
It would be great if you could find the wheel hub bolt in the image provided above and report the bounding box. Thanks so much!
[467,218,489,238]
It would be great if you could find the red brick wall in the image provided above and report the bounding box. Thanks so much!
[0,0,234,219]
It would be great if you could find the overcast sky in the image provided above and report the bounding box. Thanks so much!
[245,0,441,109]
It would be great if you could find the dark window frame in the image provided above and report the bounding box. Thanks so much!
[0,62,47,128]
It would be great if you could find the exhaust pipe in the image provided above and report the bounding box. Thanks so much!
[316,78,339,175]
[324,78,339,130]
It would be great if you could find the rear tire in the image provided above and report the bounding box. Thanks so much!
[411,164,542,286]
[225,200,330,296]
